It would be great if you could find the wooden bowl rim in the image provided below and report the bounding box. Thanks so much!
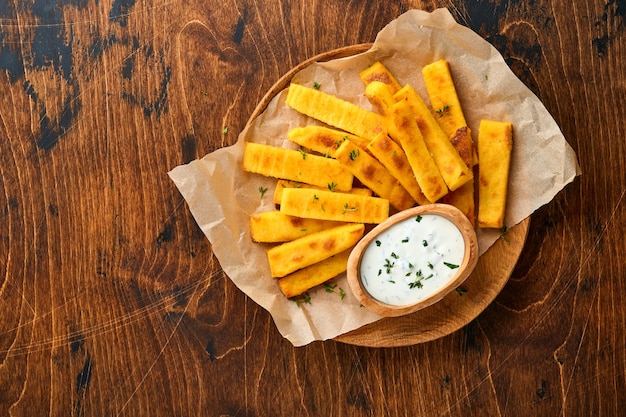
[347,204,479,317]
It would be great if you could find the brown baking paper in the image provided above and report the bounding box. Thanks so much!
[168,8,580,346]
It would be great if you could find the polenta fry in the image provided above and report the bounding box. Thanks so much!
[277,249,352,298]
[279,188,389,224]
[477,120,513,228]
[394,84,473,192]
[243,142,353,191]
[286,83,386,141]
[266,223,364,278]
[390,99,448,203]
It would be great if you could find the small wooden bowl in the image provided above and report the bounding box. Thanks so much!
[347,204,479,317]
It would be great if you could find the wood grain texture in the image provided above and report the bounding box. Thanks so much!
[0,0,624,416]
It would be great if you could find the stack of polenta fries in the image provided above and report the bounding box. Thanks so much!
[243,60,512,300]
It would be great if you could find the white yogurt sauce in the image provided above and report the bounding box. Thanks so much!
[359,214,465,306]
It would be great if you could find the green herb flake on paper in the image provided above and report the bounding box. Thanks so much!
[324,283,346,300]
[293,292,312,307]
[435,104,451,117]
[500,225,510,245]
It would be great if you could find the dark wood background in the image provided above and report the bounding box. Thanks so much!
[1,0,624,415]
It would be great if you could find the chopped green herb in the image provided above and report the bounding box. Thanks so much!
[456,287,467,296]
[349,149,360,160]
[258,186,268,198]
[384,259,395,273]
[298,148,307,159]
[338,287,346,299]
[222,127,229,134]
[313,81,321,90]
[427,262,434,269]
[342,203,357,214]
[435,104,451,117]
[444,262,460,269]
[335,137,348,147]
[327,182,337,191]
[201,90,208,95]
[391,252,399,259]
[500,225,510,244]
[293,292,312,306]
[324,283,346,299]
[375,240,382,247]
[409,270,425,289]
[402,237,410,243]
[409,280,423,289]
[422,239,428,247]
[416,215,423,222]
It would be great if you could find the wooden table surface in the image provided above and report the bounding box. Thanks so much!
[1,0,624,415]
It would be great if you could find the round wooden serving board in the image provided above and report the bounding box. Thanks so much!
[247,44,530,348]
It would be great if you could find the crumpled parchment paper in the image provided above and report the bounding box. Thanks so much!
[168,8,581,346]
